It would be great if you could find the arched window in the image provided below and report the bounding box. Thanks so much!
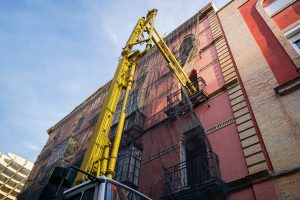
[179,36,195,67]
[74,116,84,132]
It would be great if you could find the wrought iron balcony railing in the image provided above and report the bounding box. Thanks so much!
[110,110,146,146]
[165,76,207,118]
[164,151,221,194]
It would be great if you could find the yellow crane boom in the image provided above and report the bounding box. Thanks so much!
[75,9,198,184]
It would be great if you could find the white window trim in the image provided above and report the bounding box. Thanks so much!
[264,0,296,16]
[284,24,300,55]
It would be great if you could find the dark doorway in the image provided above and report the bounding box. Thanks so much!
[184,126,210,186]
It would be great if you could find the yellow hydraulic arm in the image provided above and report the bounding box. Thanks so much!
[75,9,198,184]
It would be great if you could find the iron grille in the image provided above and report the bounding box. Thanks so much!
[165,76,207,118]
[115,146,142,189]
[110,110,145,146]
[165,151,220,193]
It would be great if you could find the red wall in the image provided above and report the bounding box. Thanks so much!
[196,92,249,182]
[239,0,299,85]
[226,180,278,200]
[139,92,251,198]
[139,124,182,198]
[196,92,233,128]
[253,180,278,200]
[208,124,249,182]
[272,1,300,30]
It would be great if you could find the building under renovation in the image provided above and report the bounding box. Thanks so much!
[19,1,300,200]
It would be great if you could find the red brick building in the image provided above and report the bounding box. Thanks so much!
[19,1,299,200]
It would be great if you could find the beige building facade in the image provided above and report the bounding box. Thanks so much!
[0,152,33,200]
[218,0,300,199]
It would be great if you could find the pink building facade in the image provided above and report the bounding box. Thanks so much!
[19,2,300,200]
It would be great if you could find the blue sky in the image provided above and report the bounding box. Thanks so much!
[0,0,228,162]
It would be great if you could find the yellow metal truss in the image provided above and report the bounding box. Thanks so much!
[75,9,198,184]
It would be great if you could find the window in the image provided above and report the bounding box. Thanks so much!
[294,39,300,49]
[64,193,81,200]
[81,187,95,200]
[89,112,99,127]
[74,116,85,132]
[126,89,139,116]
[284,24,300,55]
[179,36,195,67]
[291,36,300,54]
[115,146,142,188]
[64,186,96,200]
[106,182,148,200]
[264,0,294,16]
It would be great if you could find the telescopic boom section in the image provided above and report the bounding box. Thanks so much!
[74,9,198,184]
[150,28,197,96]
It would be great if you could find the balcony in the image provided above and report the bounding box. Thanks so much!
[165,76,207,119]
[110,110,146,147]
[163,151,227,200]
[115,145,142,190]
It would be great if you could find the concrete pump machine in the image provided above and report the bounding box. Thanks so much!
[44,9,200,200]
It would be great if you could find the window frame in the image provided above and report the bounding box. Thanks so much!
[63,182,99,200]
[264,0,295,16]
[74,116,85,132]
[105,180,150,200]
[284,24,300,55]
